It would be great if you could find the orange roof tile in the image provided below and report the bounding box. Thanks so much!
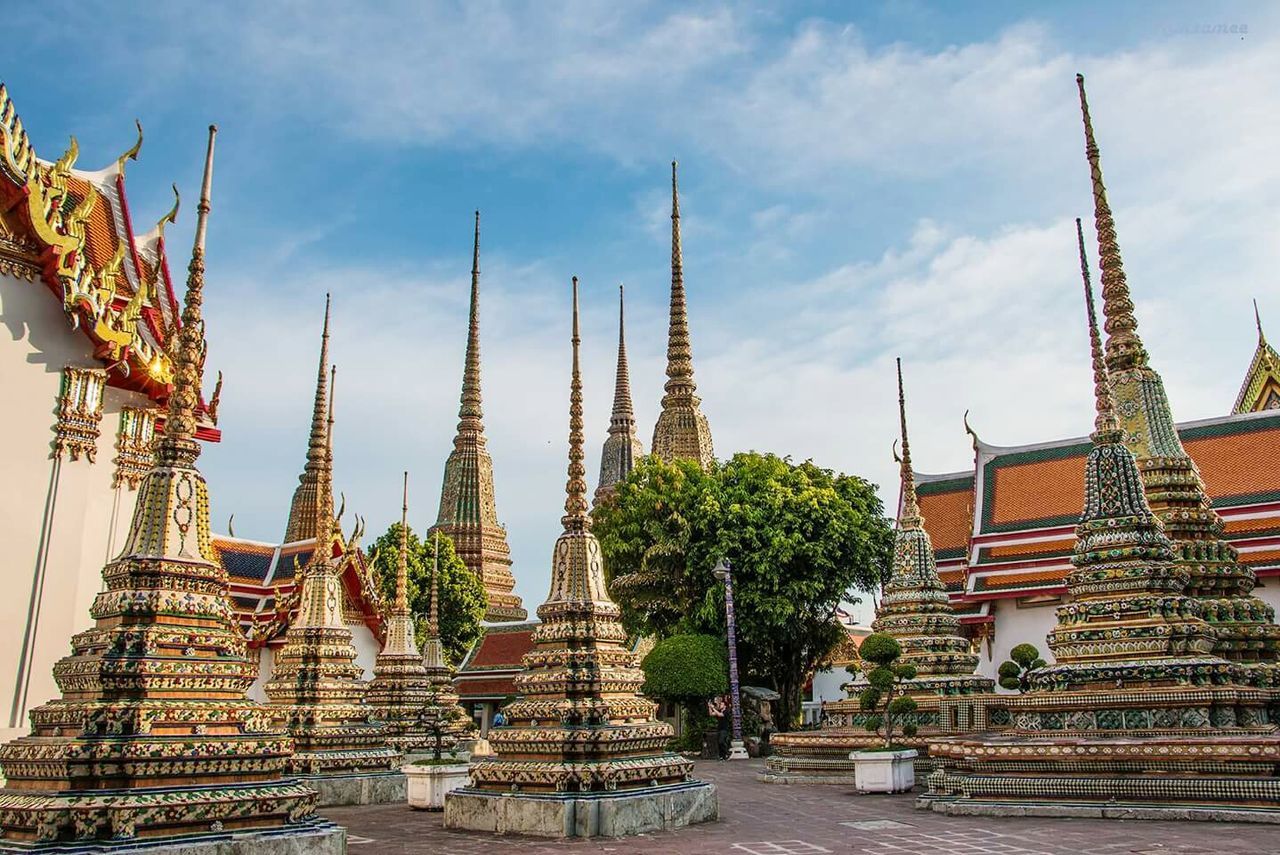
[984,537,1074,560]
[989,453,1085,529]
[1186,427,1280,501]
[918,485,972,554]
[466,628,535,670]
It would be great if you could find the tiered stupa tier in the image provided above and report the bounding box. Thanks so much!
[0,128,338,850]
[262,306,402,803]
[594,284,644,504]
[764,361,993,783]
[920,217,1280,821]
[651,162,714,469]
[365,474,449,754]
[1077,74,1280,681]
[431,212,526,621]
[445,278,716,838]
[415,532,475,755]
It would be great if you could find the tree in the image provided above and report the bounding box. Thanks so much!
[641,634,729,750]
[856,633,918,748]
[594,452,894,732]
[366,524,486,665]
[997,643,1046,693]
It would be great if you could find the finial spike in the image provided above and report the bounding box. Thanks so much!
[563,276,589,528]
[1078,217,1120,437]
[458,212,484,430]
[896,358,921,526]
[1255,298,1265,342]
[156,124,216,457]
[396,471,409,614]
[1077,74,1147,374]
[664,160,695,390]
[429,530,441,638]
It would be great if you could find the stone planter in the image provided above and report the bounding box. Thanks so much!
[405,763,471,811]
[850,748,916,794]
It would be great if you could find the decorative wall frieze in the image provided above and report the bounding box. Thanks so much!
[113,406,158,489]
[53,366,107,462]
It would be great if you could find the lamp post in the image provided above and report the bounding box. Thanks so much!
[713,558,749,760]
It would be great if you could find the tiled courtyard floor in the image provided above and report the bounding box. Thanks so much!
[326,760,1278,855]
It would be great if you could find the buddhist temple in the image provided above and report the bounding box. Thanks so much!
[594,283,644,504]
[365,473,453,754]
[764,361,994,783]
[1233,302,1280,413]
[445,277,717,838]
[651,162,714,469]
[430,212,526,621]
[262,312,403,806]
[0,84,222,742]
[0,125,341,851]
[919,218,1280,821]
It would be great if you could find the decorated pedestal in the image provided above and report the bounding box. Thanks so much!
[852,749,917,794]
[406,763,471,810]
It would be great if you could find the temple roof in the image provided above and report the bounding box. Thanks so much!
[214,532,384,646]
[911,409,1280,604]
[454,621,538,701]
[0,84,218,433]
[1234,305,1280,414]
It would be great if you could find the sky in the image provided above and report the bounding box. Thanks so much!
[6,1,1278,618]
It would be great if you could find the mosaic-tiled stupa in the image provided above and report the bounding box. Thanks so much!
[415,532,476,756]
[651,162,714,469]
[445,277,717,838]
[262,307,403,806]
[1077,74,1280,683]
[430,212,526,621]
[366,474,452,754]
[920,219,1280,821]
[0,127,340,851]
[764,361,994,783]
[594,284,644,504]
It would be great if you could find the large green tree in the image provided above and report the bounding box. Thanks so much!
[366,524,486,665]
[593,452,893,731]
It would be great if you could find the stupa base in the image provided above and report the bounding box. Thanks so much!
[0,819,343,853]
[917,731,1280,823]
[443,780,717,838]
[295,771,406,807]
[762,729,950,784]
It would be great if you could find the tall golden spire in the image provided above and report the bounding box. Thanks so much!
[316,363,336,554]
[429,531,441,638]
[1077,73,1148,375]
[595,283,644,503]
[1078,218,1120,439]
[157,124,216,464]
[652,161,714,467]
[564,275,589,530]
[458,210,484,433]
[284,294,332,542]
[395,471,409,615]
[895,357,922,530]
[665,161,694,393]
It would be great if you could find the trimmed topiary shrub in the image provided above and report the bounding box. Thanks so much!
[642,634,729,751]
[856,632,918,749]
[998,643,1046,692]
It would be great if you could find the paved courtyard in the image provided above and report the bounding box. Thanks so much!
[326,760,1278,854]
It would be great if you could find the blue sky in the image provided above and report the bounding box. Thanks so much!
[7,2,1277,616]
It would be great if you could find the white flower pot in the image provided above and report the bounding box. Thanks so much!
[850,749,917,794]
[405,763,471,810]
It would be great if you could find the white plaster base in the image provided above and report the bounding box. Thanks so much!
[405,763,470,810]
[444,781,718,838]
[851,749,916,794]
[295,771,406,807]
[0,822,346,854]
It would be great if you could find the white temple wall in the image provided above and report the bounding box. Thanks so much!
[350,621,380,680]
[978,598,1058,688]
[246,646,276,702]
[1252,578,1280,621]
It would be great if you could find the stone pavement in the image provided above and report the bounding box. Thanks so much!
[326,759,1278,854]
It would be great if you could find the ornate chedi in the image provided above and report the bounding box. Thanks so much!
[445,278,717,838]
[651,162,714,469]
[282,293,333,543]
[414,531,475,756]
[594,284,644,504]
[430,212,526,621]
[764,361,994,783]
[920,219,1280,821]
[365,474,441,754]
[262,307,403,806]
[0,127,339,851]
[1077,75,1280,681]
